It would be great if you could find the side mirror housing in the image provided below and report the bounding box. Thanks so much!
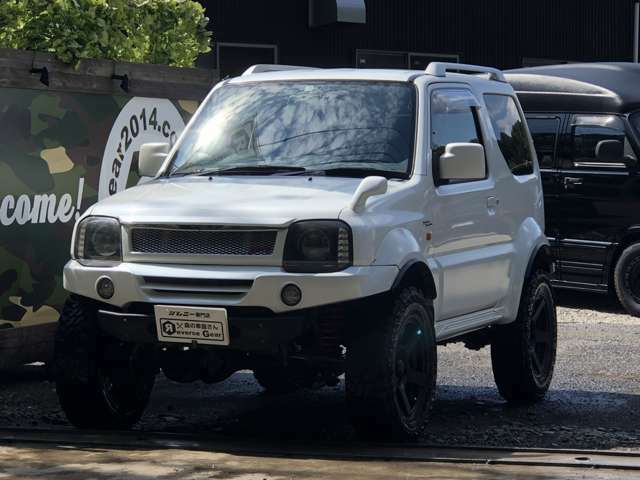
[595,139,624,162]
[349,176,388,213]
[438,143,486,181]
[138,143,169,177]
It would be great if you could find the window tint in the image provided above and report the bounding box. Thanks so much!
[431,89,484,183]
[568,115,636,169]
[526,117,560,169]
[484,94,535,175]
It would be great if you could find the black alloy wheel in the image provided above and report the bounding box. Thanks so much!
[615,243,640,317]
[346,287,436,440]
[491,271,557,404]
[54,296,156,429]
[527,293,554,383]
[395,316,431,423]
[97,342,156,424]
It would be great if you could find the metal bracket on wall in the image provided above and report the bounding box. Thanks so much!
[111,73,129,93]
[29,66,49,86]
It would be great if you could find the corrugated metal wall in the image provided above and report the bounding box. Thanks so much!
[200,0,637,72]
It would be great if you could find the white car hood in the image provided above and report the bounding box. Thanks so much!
[90,176,365,226]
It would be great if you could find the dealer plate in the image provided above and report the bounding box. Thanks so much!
[154,305,230,346]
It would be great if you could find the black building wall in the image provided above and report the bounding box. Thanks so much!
[199,0,638,76]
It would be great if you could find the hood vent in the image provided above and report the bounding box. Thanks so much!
[309,0,366,27]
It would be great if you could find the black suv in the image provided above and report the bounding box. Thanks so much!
[506,63,640,316]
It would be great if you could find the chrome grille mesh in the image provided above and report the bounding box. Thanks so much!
[130,227,277,256]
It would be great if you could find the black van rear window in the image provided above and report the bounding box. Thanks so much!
[484,94,535,175]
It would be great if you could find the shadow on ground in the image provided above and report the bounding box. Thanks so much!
[0,364,50,385]
[0,367,637,450]
[554,289,625,314]
[142,373,640,450]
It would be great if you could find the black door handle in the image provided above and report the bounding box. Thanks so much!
[564,177,583,189]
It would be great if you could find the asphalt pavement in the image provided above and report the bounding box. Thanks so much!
[0,290,638,451]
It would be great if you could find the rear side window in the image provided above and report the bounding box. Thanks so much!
[526,116,561,169]
[484,94,535,175]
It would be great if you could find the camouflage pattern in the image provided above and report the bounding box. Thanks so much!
[0,88,197,338]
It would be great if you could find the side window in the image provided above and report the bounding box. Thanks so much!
[526,116,561,170]
[567,115,636,169]
[430,88,484,184]
[484,94,535,175]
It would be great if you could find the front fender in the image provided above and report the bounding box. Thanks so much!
[500,216,549,323]
[372,227,423,267]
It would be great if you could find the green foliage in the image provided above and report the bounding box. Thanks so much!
[0,0,212,67]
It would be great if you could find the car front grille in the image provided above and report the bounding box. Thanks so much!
[130,226,278,256]
[141,276,253,299]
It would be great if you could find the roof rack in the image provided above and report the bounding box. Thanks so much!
[242,64,319,76]
[425,62,507,83]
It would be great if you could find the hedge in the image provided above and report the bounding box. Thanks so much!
[0,0,212,67]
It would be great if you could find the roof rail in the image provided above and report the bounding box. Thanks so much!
[425,62,507,83]
[242,64,319,76]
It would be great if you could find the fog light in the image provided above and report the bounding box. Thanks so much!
[281,284,302,306]
[96,276,115,300]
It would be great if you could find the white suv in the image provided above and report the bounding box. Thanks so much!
[55,63,557,439]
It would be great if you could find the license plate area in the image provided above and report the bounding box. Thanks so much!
[154,305,230,346]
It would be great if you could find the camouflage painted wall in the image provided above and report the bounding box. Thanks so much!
[0,88,198,332]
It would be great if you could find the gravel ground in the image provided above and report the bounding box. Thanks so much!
[0,290,638,451]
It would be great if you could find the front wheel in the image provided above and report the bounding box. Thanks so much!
[614,243,640,317]
[491,272,557,404]
[346,287,436,440]
[54,297,156,429]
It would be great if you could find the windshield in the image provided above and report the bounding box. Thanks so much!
[167,81,417,178]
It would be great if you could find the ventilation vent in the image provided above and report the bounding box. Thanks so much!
[309,0,366,27]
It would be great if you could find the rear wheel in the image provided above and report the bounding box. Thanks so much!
[491,272,557,403]
[54,297,156,429]
[346,287,436,440]
[614,243,640,317]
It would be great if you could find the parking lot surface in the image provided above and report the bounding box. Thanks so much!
[4,439,639,480]
[0,291,638,451]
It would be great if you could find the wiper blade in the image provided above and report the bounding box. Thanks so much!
[172,165,308,177]
[199,165,308,176]
[305,167,409,180]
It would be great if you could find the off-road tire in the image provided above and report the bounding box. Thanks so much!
[346,287,436,440]
[54,296,155,429]
[491,271,557,404]
[614,243,640,317]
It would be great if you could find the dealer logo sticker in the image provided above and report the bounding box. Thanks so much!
[162,321,177,336]
[98,97,186,200]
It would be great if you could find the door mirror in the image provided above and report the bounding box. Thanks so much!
[595,139,624,162]
[438,143,486,181]
[138,143,169,177]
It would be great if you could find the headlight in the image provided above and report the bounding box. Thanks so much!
[74,216,122,264]
[283,221,352,273]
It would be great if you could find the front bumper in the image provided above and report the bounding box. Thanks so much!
[97,308,310,353]
[63,260,398,313]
